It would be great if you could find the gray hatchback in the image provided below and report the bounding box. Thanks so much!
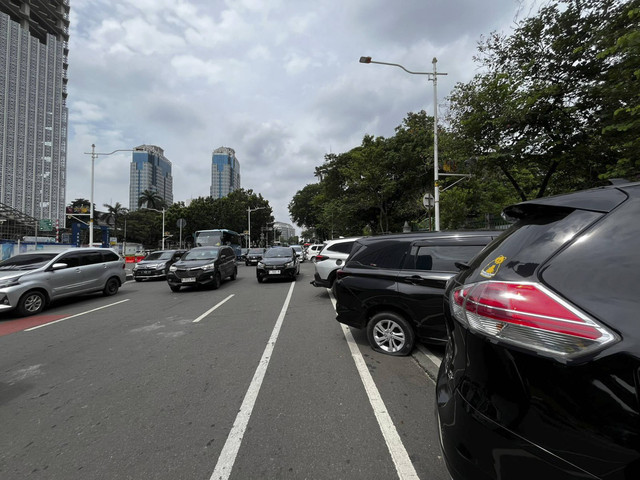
[0,248,127,316]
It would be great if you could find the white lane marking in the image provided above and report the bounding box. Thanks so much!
[329,290,420,480]
[209,282,295,480]
[193,294,235,323]
[25,299,131,331]
[415,343,442,368]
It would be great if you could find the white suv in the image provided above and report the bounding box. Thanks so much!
[306,244,324,261]
[310,237,360,289]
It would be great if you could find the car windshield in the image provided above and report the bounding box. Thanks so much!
[0,253,58,270]
[264,248,293,259]
[248,248,263,254]
[182,248,219,261]
[144,251,173,260]
[292,246,302,252]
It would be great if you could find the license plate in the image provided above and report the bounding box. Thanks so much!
[181,277,196,283]
[269,270,281,275]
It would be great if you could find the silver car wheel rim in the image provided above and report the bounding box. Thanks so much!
[25,294,43,313]
[373,319,405,353]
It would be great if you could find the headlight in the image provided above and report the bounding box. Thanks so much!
[285,261,294,268]
[152,263,165,270]
[0,277,21,288]
[257,262,265,268]
[169,265,178,272]
[201,263,216,271]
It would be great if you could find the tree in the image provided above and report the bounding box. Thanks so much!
[101,202,128,238]
[138,190,165,210]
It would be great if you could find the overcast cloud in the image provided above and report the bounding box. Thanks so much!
[66,0,534,234]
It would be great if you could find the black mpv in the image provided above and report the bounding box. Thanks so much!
[437,183,640,479]
[166,246,237,291]
[334,231,499,355]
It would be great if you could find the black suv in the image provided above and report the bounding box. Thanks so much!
[166,246,237,291]
[437,183,640,480]
[334,231,499,355]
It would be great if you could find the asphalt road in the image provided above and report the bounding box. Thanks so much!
[0,261,448,480]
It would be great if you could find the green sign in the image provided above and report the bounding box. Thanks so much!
[39,219,53,231]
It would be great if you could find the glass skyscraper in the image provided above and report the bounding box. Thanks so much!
[0,1,70,226]
[129,145,173,211]
[210,147,241,199]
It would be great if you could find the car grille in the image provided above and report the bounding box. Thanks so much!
[174,268,201,279]
[265,264,285,269]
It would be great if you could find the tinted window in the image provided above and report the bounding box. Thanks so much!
[0,253,57,270]
[327,241,355,254]
[145,251,173,260]
[183,248,219,260]
[103,251,120,262]
[403,245,486,271]
[347,240,408,269]
[81,252,104,265]
[59,253,83,268]
[264,248,293,258]
[542,194,640,327]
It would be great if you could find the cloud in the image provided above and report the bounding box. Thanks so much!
[66,0,532,233]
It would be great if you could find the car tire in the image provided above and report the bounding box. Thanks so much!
[230,267,237,280]
[212,272,222,290]
[17,290,45,316]
[366,312,415,356]
[103,278,120,296]
[134,278,142,282]
[257,275,264,283]
[170,285,181,292]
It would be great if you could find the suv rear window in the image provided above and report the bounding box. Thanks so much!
[403,245,486,271]
[326,241,355,254]
[346,240,408,269]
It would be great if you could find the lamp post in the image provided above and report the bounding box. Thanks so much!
[142,207,166,250]
[84,145,135,246]
[359,56,447,230]
[247,206,267,248]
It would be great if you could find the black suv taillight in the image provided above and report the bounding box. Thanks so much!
[451,281,618,360]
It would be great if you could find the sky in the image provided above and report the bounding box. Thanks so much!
[66,0,537,235]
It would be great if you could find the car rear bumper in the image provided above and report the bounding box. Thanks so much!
[436,387,599,480]
[310,272,331,288]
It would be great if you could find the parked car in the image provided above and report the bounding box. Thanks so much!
[306,244,324,261]
[166,246,237,292]
[0,247,126,316]
[436,183,640,480]
[132,249,187,281]
[310,238,360,289]
[238,248,249,262]
[291,245,305,262]
[245,247,265,266]
[256,247,300,283]
[334,231,498,355]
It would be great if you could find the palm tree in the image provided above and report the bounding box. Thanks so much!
[138,190,165,210]
[102,202,128,237]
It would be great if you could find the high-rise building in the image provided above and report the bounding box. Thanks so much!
[0,1,70,226]
[210,147,240,199]
[273,221,296,242]
[129,145,173,211]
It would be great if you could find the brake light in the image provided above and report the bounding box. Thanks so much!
[315,255,329,262]
[451,281,618,359]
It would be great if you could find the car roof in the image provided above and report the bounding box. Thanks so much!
[353,231,501,245]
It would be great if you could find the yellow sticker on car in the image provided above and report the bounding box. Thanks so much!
[480,255,507,278]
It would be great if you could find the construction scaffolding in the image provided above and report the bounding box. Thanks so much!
[0,201,56,242]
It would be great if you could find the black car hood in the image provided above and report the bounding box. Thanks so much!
[261,257,293,265]
[173,259,216,268]
[137,259,169,266]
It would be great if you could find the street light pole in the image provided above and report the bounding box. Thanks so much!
[359,56,447,230]
[142,207,166,250]
[84,145,135,246]
[247,206,266,248]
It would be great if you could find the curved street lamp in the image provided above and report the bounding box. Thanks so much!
[84,145,135,246]
[141,207,166,250]
[359,56,447,230]
[247,206,267,248]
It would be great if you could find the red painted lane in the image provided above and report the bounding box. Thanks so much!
[0,314,67,337]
